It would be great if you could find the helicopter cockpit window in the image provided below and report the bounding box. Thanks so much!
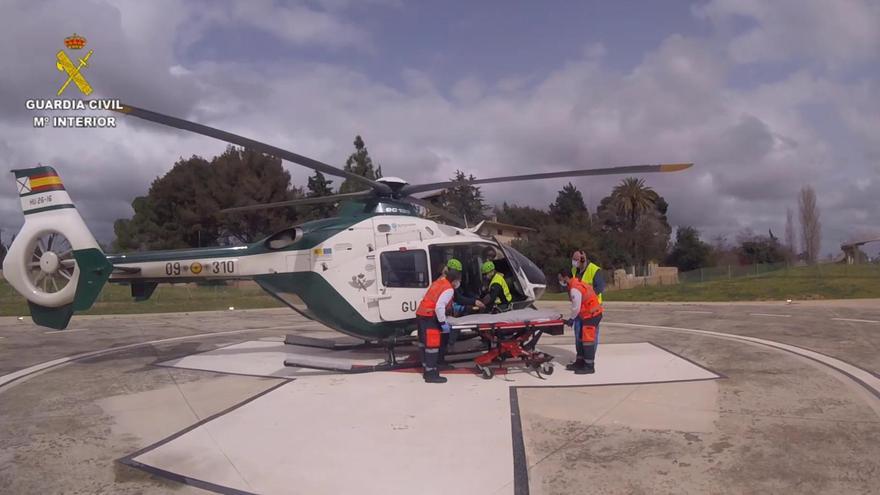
[380,250,429,288]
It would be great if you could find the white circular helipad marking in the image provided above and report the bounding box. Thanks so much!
[0,325,295,391]
[831,318,879,324]
[607,322,880,402]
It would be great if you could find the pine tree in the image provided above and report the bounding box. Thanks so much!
[439,170,489,226]
[307,170,333,197]
[306,171,335,218]
[549,182,589,225]
[339,135,380,193]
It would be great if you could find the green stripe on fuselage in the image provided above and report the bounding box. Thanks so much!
[22,204,76,215]
[255,272,412,340]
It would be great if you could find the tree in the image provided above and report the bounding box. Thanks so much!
[798,186,821,264]
[611,177,659,230]
[0,240,6,266]
[113,147,301,250]
[595,178,669,270]
[610,177,663,268]
[707,234,738,266]
[784,207,796,260]
[736,229,786,264]
[666,226,711,271]
[494,203,552,230]
[305,170,335,219]
[339,135,381,193]
[439,170,489,225]
[549,182,589,225]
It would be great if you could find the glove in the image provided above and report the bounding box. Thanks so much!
[440,322,452,333]
[564,319,574,327]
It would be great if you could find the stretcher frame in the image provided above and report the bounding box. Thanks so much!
[451,318,565,379]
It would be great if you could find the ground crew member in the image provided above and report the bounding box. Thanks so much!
[438,262,485,316]
[480,261,512,313]
[438,262,483,354]
[558,269,603,374]
[415,259,463,383]
[572,250,605,304]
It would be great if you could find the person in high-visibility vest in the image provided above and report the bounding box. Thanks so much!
[571,250,605,304]
[480,260,512,313]
[415,258,463,383]
[558,269,603,374]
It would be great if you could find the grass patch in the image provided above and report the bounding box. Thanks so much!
[0,278,283,317]
[544,264,880,302]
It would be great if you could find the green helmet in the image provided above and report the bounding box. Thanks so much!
[446,258,463,272]
[481,260,495,274]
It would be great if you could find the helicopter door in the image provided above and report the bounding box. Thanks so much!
[497,240,548,301]
[375,246,431,321]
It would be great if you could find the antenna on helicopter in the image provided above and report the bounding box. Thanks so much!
[114,103,693,227]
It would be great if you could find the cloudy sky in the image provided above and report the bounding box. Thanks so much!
[1,0,878,257]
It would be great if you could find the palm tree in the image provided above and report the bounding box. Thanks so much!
[611,177,659,270]
[611,177,659,229]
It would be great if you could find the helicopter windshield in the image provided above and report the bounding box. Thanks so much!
[498,243,547,286]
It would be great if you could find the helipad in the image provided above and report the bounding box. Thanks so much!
[1,300,878,494]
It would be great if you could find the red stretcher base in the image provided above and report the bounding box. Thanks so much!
[460,319,565,380]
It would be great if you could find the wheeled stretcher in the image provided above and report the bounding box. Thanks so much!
[449,309,565,379]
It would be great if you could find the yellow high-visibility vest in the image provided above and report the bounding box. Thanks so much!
[572,262,603,304]
[490,272,512,305]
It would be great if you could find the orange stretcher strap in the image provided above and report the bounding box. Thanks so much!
[581,325,596,343]
[425,328,442,349]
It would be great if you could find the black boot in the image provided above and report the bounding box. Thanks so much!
[566,355,586,371]
[568,358,587,373]
[437,340,453,370]
[423,369,448,383]
[575,362,595,375]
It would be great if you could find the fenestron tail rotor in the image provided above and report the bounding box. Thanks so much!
[28,232,76,295]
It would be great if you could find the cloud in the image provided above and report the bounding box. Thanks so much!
[225,1,373,50]
[695,0,880,70]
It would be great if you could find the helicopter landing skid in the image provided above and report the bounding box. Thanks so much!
[283,336,419,374]
[283,336,485,374]
[283,334,418,350]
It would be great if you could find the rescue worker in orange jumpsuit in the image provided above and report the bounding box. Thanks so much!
[557,269,604,374]
[415,259,463,383]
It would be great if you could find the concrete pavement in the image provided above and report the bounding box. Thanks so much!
[0,300,878,494]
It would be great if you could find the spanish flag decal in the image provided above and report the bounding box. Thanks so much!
[16,167,65,196]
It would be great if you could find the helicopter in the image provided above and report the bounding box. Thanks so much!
[2,103,692,339]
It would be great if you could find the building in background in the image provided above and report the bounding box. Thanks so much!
[470,218,536,245]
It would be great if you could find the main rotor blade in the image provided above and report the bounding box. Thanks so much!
[402,196,466,227]
[401,163,693,195]
[221,191,373,213]
[116,103,391,194]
